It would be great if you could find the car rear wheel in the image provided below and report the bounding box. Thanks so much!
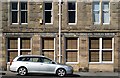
[18,67,27,76]
[56,68,66,77]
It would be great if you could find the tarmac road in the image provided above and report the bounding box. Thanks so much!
[0,71,119,78]
[1,74,119,78]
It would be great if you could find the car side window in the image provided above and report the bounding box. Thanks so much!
[32,57,39,62]
[17,57,30,61]
[40,57,52,64]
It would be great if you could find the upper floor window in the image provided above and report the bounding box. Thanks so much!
[11,2,28,24]
[44,2,53,24]
[93,2,110,25]
[68,2,76,24]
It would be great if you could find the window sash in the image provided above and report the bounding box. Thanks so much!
[42,38,55,60]
[66,51,77,62]
[93,2,100,24]
[11,2,28,24]
[66,38,79,63]
[68,2,76,24]
[68,11,76,23]
[44,2,53,24]
[93,2,110,24]
[89,38,113,63]
[7,38,31,62]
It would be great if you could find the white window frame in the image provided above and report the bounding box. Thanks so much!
[11,2,28,25]
[93,1,110,25]
[93,2,100,24]
[102,2,110,25]
[44,2,53,25]
[11,2,19,24]
[42,38,56,61]
[89,38,114,64]
[68,2,77,25]
[7,37,32,62]
[20,2,28,24]
[66,38,79,64]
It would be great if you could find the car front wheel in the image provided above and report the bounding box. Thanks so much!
[18,67,27,76]
[56,68,66,77]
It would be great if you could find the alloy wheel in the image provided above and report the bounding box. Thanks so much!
[18,67,27,76]
[57,68,66,77]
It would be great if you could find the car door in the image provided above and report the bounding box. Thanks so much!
[25,57,42,72]
[39,57,57,73]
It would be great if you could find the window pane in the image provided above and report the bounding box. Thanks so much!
[43,51,54,60]
[12,11,18,23]
[68,2,75,10]
[21,38,30,49]
[66,51,77,62]
[68,11,75,23]
[21,2,27,10]
[42,38,54,49]
[89,50,99,62]
[103,38,112,49]
[103,2,109,10]
[21,11,27,23]
[93,11,100,23]
[8,51,18,62]
[8,38,18,49]
[66,38,77,49]
[12,2,18,10]
[45,3,52,10]
[103,12,109,23]
[45,11,52,23]
[89,38,99,49]
[93,2,99,11]
[102,51,112,61]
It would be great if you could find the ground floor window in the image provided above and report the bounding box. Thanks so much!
[42,37,55,60]
[89,37,114,63]
[7,38,31,62]
[65,38,79,63]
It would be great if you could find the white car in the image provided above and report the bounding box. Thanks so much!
[10,55,73,77]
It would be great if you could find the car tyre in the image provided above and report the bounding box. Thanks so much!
[56,68,66,77]
[18,67,27,76]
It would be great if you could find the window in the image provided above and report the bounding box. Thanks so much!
[102,2,110,24]
[44,2,53,24]
[66,38,79,63]
[11,2,28,24]
[68,2,76,24]
[42,38,55,60]
[89,38,113,63]
[93,2,110,24]
[7,38,31,62]
[93,2,100,24]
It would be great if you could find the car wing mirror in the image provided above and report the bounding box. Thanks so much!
[52,61,56,64]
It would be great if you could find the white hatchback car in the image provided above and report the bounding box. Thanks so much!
[10,55,73,77]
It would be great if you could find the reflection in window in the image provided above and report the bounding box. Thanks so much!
[44,3,52,23]
[68,2,76,23]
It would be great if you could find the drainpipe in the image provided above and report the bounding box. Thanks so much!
[58,0,61,63]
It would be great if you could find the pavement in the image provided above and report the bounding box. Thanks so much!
[0,70,119,77]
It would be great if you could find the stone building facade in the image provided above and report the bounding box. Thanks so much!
[0,0,120,72]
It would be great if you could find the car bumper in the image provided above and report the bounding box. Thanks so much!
[66,68,73,74]
[10,66,18,72]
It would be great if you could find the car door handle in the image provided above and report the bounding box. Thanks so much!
[26,63,28,64]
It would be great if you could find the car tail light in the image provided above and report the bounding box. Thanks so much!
[10,60,13,65]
